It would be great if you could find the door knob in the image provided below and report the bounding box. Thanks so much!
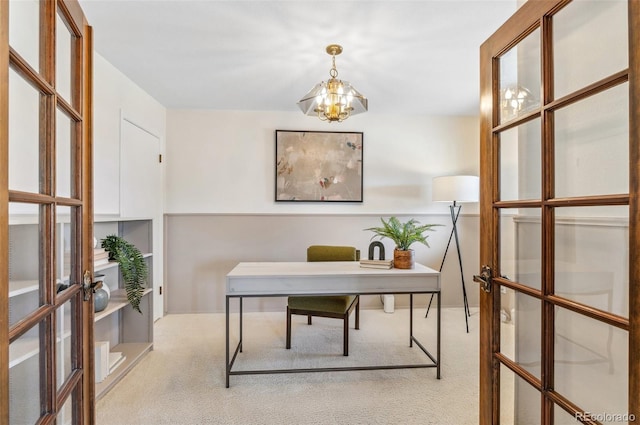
[473,265,493,293]
[83,270,104,301]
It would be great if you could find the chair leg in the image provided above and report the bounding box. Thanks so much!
[307,315,312,325]
[343,315,349,356]
[286,306,291,349]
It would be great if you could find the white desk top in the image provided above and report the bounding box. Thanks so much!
[226,261,440,296]
[228,261,439,277]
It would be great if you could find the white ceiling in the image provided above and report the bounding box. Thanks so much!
[79,0,517,116]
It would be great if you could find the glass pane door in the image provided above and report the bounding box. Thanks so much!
[3,1,92,423]
[480,0,635,423]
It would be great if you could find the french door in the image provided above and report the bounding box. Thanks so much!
[479,0,638,423]
[1,0,94,423]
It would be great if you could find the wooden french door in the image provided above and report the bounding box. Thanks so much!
[1,0,94,423]
[479,1,638,424]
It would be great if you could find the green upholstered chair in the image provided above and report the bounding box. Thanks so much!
[286,245,360,356]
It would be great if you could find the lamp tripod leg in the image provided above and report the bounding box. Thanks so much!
[425,204,463,321]
[451,203,470,333]
[426,208,456,318]
[425,295,433,318]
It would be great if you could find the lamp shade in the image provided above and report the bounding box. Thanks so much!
[432,175,479,202]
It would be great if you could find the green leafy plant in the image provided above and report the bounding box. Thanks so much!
[101,235,148,314]
[365,216,441,251]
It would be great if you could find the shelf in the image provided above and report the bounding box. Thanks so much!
[9,280,39,298]
[94,215,153,223]
[8,215,39,225]
[94,261,119,273]
[95,342,153,400]
[94,288,153,323]
[93,253,152,273]
[94,300,128,322]
[9,336,38,368]
[110,288,153,300]
[10,330,71,368]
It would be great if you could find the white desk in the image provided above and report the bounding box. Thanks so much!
[225,261,441,387]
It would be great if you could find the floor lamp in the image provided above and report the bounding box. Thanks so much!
[426,175,479,333]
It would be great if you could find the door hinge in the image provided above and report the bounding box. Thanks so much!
[159,286,162,295]
[159,154,162,163]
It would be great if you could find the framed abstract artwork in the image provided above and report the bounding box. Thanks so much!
[275,130,363,202]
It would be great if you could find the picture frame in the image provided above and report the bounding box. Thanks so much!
[275,130,363,202]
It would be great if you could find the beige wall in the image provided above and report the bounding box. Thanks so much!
[165,213,480,314]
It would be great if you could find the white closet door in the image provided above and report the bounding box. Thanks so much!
[120,119,161,218]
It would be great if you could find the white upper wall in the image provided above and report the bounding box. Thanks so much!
[165,110,479,214]
[93,52,167,215]
[92,53,480,218]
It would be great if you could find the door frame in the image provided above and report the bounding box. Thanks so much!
[478,1,639,423]
[629,0,640,420]
[82,17,95,424]
[0,0,9,418]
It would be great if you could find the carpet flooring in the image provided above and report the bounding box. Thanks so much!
[96,307,479,425]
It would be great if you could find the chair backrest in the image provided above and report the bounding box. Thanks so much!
[307,245,357,262]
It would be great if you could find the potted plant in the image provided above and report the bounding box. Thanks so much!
[365,217,440,269]
[101,235,148,313]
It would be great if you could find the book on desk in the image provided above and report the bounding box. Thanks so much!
[359,259,393,269]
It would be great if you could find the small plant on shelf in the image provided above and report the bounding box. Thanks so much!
[101,235,148,313]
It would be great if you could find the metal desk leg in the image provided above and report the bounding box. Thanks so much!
[239,297,243,352]
[437,290,441,379]
[226,296,244,387]
[225,296,230,388]
[409,293,414,347]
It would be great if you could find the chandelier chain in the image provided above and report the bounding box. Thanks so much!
[329,54,338,79]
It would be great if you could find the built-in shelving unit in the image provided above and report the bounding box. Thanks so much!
[93,218,154,400]
[8,216,154,404]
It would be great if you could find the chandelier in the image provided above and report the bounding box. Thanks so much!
[297,44,368,122]
[500,85,537,121]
